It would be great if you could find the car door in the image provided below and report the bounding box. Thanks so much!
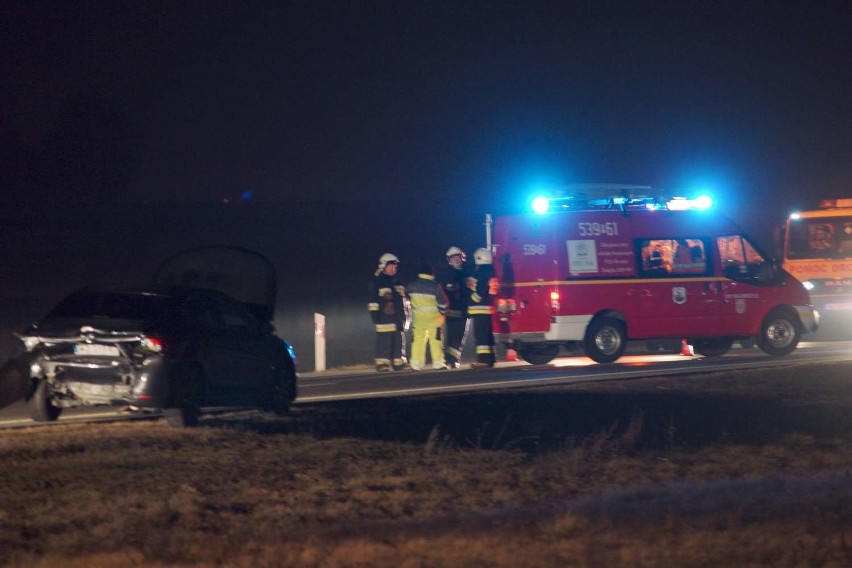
[152,246,277,323]
[211,293,273,405]
[178,292,242,407]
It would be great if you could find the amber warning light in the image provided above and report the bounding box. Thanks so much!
[818,198,852,209]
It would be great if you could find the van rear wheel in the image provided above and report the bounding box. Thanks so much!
[758,309,801,357]
[584,317,627,363]
[517,343,559,365]
[692,337,733,357]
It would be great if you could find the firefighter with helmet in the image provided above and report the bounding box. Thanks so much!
[438,246,472,368]
[406,262,449,370]
[368,253,408,371]
[466,247,497,368]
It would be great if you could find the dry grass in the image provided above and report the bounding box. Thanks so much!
[1,362,851,567]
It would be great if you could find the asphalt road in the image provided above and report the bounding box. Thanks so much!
[1,341,850,429]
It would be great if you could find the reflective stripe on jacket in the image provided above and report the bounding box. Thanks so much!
[407,274,448,319]
[466,264,496,313]
[368,272,407,330]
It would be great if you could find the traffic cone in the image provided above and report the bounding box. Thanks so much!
[505,348,518,362]
[680,338,693,356]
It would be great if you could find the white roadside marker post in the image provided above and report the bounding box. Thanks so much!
[314,313,326,372]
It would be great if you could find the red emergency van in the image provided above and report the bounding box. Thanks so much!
[491,190,819,364]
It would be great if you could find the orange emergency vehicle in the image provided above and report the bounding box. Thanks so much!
[491,189,819,364]
[781,198,852,335]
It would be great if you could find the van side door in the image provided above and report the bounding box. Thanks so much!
[715,235,772,335]
[632,238,719,337]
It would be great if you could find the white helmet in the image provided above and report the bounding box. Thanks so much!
[473,247,492,265]
[446,246,466,260]
[376,252,399,274]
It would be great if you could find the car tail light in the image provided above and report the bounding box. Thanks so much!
[141,336,165,353]
[550,291,560,312]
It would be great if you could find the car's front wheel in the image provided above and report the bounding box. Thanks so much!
[268,356,296,416]
[758,308,801,357]
[29,380,62,422]
[164,366,204,427]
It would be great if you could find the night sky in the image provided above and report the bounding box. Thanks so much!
[3,1,852,212]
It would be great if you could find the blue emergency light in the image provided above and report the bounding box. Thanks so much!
[528,187,712,214]
[531,196,550,215]
[665,195,713,211]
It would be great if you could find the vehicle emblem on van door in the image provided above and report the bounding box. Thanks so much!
[672,287,687,305]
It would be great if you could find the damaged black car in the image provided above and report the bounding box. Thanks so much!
[14,247,297,426]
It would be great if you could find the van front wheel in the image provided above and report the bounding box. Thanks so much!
[758,309,801,357]
[584,317,627,364]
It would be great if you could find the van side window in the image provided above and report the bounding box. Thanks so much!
[717,235,765,267]
[639,238,707,276]
[670,238,707,275]
[639,239,672,276]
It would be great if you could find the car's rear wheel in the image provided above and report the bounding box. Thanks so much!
[29,380,62,422]
[517,343,560,365]
[164,367,204,427]
[692,337,734,357]
[584,317,627,363]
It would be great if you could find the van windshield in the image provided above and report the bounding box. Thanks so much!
[786,216,852,259]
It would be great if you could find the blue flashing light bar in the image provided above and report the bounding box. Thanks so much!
[528,190,712,214]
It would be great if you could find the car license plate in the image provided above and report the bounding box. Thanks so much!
[74,343,120,356]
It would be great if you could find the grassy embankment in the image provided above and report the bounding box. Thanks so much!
[1,362,851,567]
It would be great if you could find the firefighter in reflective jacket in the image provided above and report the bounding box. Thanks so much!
[437,246,471,368]
[368,253,408,371]
[467,248,497,368]
[407,262,449,370]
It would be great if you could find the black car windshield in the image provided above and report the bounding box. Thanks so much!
[48,292,170,320]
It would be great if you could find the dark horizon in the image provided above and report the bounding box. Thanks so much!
[3,2,852,211]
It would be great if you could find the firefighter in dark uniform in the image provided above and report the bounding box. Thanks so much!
[437,246,471,368]
[368,253,408,371]
[467,247,497,368]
